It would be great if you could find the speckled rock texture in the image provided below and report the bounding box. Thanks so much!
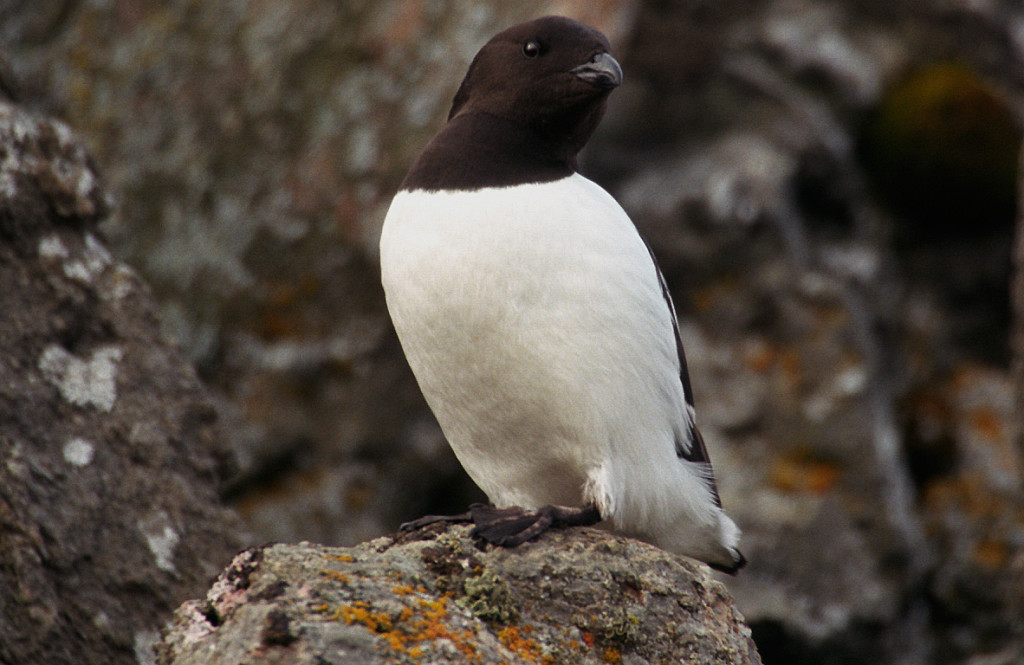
[157,525,761,665]
[4,1,1024,664]
[0,100,248,665]
[1,0,637,551]
[593,2,1024,664]
[1014,147,1024,472]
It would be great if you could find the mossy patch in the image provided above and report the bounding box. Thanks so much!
[461,569,519,624]
[582,608,643,650]
[859,62,1020,241]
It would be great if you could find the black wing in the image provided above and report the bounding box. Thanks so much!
[643,241,723,508]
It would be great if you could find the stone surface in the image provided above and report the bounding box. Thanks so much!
[592,1,1024,664]
[0,0,636,549]
[0,100,248,665]
[1014,145,1024,477]
[157,525,761,665]
[3,1,1024,664]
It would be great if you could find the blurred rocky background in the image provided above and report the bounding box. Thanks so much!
[2,0,1022,664]
[0,97,247,664]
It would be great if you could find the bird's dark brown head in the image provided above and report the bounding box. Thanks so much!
[448,16,622,160]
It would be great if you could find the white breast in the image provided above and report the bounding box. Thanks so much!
[380,173,714,536]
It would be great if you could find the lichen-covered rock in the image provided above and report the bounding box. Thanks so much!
[4,1,1024,663]
[1014,147,1024,480]
[593,1,1024,663]
[157,525,761,665]
[1,0,635,550]
[0,100,248,665]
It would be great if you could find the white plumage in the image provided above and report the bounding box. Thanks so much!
[381,171,742,569]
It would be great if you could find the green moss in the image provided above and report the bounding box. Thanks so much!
[587,610,643,649]
[460,569,518,624]
[859,62,1020,240]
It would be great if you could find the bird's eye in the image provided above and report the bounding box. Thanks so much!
[523,40,541,58]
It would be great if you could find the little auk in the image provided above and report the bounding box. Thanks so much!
[380,15,745,573]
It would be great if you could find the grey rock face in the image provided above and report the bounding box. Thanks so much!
[0,0,637,551]
[1014,148,1024,489]
[3,1,1023,664]
[157,525,761,665]
[594,1,1024,664]
[0,101,248,665]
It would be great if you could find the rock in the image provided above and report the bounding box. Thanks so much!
[592,1,1024,664]
[0,100,248,665]
[912,367,1024,664]
[1,0,635,549]
[157,525,761,665]
[1013,146,1024,475]
[4,1,1024,664]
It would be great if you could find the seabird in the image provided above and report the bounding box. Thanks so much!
[380,15,745,573]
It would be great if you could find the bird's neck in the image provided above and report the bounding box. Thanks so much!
[400,112,576,192]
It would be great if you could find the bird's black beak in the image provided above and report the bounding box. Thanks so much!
[571,52,623,90]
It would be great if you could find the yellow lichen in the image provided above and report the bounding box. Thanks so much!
[969,407,1004,442]
[861,62,1020,234]
[602,646,623,664]
[770,452,840,495]
[497,625,543,663]
[320,569,350,584]
[973,538,1010,569]
[339,604,393,633]
[322,592,485,662]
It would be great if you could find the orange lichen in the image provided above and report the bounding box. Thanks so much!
[924,475,1001,517]
[771,453,840,494]
[258,312,302,340]
[326,586,602,663]
[691,278,740,314]
[340,603,393,632]
[602,646,623,664]
[807,464,840,494]
[778,350,802,386]
[257,275,327,341]
[385,632,406,652]
[973,538,1010,569]
[345,482,373,510]
[497,625,544,663]
[745,342,776,374]
[320,570,350,584]
[417,597,448,617]
[771,461,799,492]
[328,554,355,563]
[330,593,486,661]
[968,407,1004,442]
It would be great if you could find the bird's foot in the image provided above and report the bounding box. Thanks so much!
[399,509,474,532]
[468,502,602,547]
[400,502,602,546]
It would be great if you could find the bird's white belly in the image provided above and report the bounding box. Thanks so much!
[380,175,685,511]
